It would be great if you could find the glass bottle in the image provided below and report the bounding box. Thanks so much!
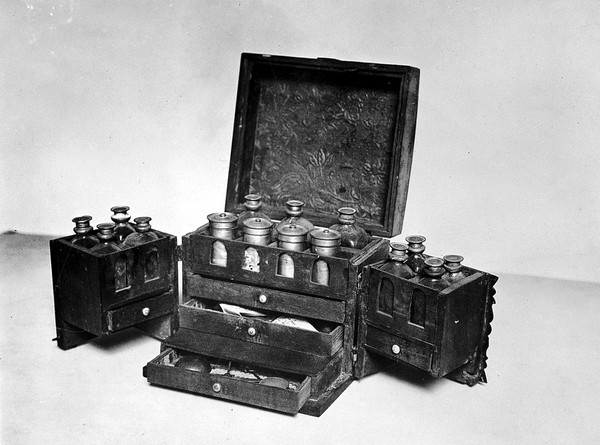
[418,257,451,290]
[273,200,315,240]
[207,212,238,240]
[380,242,414,279]
[237,194,272,236]
[405,235,426,274]
[122,216,159,248]
[110,206,135,243]
[310,228,341,257]
[329,207,368,249]
[443,254,467,283]
[71,215,99,249]
[242,217,273,246]
[91,222,121,254]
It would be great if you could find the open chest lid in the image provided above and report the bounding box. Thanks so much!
[225,53,419,238]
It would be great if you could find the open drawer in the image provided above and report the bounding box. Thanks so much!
[179,298,344,358]
[143,348,312,414]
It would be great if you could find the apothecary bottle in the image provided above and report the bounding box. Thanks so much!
[91,222,121,254]
[405,235,426,274]
[207,212,238,240]
[71,215,99,249]
[273,200,314,240]
[379,242,414,279]
[242,217,273,246]
[443,254,467,283]
[277,223,309,252]
[122,217,159,248]
[310,228,341,257]
[418,257,451,290]
[237,194,272,236]
[329,207,368,249]
[110,206,135,243]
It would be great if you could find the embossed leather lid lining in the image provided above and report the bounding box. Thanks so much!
[225,53,419,238]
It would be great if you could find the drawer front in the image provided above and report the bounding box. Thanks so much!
[106,291,175,332]
[185,273,346,324]
[179,304,343,357]
[144,348,311,414]
[365,325,434,373]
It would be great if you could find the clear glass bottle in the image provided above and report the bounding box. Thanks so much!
[237,194,272,236]
[110,206,135,243]
[405,235,426,274]
[71,215,99,249]
[122,216,159,248]
[329,207,368,249]
[380,242,414,279]
[273,200,315,240]
[443,254,467,283]
[418,257,451,290]
[91,222,121,254]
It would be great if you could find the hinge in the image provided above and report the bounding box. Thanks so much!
[176,244,183,262]
[352,346,358,362]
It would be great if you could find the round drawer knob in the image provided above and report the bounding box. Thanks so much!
[142,307,150,316]
[258,294,267,304]
[247,327,257,337]
[212,383,221,393]
[391,344,400,354]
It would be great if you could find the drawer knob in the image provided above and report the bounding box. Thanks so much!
[258,294,267,304]
[142,307,150,316]
[212,383,221,393]
[391,344,400,354]
[247,327,257,337]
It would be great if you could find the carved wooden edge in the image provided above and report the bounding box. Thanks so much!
[445,273,498,386]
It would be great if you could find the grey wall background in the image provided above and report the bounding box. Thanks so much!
[1,0,599,283]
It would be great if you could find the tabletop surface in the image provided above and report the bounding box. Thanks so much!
[1,232,599,444]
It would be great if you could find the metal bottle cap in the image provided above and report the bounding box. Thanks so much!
[278,223,309,243]
[310,228,342,247]
[133,216,152,233]
[242,217,273,236]
[207,212,238,229]
[424,257,445,278]
[285,200,305,217]
[443,254,464,273]
[405,235,426,253]
[243,194,263,211]
[389,242,409,262]
[337,207,357,224]
[96,222,116,241]
[110,206,132,223]
[72,215,93,235]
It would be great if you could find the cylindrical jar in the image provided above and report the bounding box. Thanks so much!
[207,212,238,240]
[242,217,273,246]
[310,228,341,257]
[277,223,309,251]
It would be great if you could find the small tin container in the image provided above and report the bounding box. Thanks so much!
[242,217,273,246]
[310,228,341,256]
[207,212,239,240]
[277,223,309,251]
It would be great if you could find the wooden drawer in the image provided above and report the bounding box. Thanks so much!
[144,348,311,414]
[364,324,434,373]
[106,291,175,332]
[185,273,346,324]
[179,300,343,358]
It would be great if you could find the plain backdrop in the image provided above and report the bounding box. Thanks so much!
[1,0,599,283]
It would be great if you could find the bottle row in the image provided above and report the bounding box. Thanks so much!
[380,236,469,290]
[204,193,369,255]
[69,206,160,253]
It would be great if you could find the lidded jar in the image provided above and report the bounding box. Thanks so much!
[310,228,341,257]
[443,254,467,283]
[242,217,273,246]
[110,206,135,243]
[71,215,99,249]
[379,242,414,279]
[123,216,159,248]
[237,194,272,235]
[207,212,238,240]
[418,257,451,290]
[273,200,315,240]
[329,207,368,249]
[405,235,427,274]
[277,223,309,252]
[91,222,121,254]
